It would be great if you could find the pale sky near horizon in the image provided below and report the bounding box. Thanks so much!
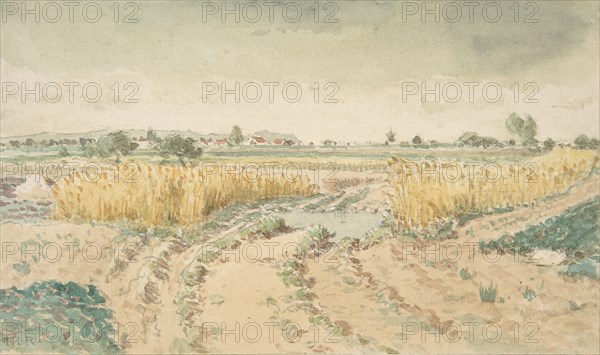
[1,0,598,143]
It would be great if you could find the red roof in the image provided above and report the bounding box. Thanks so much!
[252,135,267,143]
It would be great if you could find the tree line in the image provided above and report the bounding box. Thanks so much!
[384,113,600,151]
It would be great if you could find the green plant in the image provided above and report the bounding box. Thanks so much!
[479,281,497,303]
[243,217,290,239]
[229,125,244,145]
[459,268,472,280]
[0,281,120,353]
[479,197,599,259]
[300,225,336,256]
[184,265,208,287]
[157,134,203,166]
[523,286,537,301]
[561,259,599,278]
[335,187,369,211]
[83,130,138,163]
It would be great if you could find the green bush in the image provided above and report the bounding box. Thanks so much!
[244,217,290,239]
[0,281,120,353]
[479,281,497,303]
[561,259,599,278]
[300,225,336,256]
[523,286,537,301]
[479,197,599,259]
[459,268,472,280]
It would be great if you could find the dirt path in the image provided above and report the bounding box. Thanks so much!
[2,169,597,353]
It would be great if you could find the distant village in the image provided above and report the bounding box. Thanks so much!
[128,135,298,147]
[0,129,309,149]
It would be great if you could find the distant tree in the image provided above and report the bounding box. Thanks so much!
[574,135,599,150]
[48,139,58,146]
[385,128,396,144]
[79,137,96,147]
[24,138,36,147]
[543,138,556,151]
[458,132,478,146]
[412,135,422,145]
[508,138,516,146]
[322,140,334,147]
[157,134,203,166]
[458,132,502,148]
[59,139,78,145]
[84,131,138,163]
[574,135,590,149]
[229,125,244,145]
[505,113,537,146]
[522,115,538,145]
[58,146,69,157]
[505,113,524,137]
[147,129,161,143]
[9,140,20,148]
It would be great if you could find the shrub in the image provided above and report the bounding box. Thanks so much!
[479,281,497,303]
[523,286,537,301]
[459,268,472,280]
[244,217,290,239]
[562,259,599,278]
[479,197,599,259]
[0,281,120,353]
[301,225,336,256]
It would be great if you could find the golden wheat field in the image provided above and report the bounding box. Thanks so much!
[388,148,599,229]
[53,162,316,225]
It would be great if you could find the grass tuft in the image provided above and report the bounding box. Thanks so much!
[479,281,497,303]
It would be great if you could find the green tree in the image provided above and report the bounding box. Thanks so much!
[158,134,203,166]
[412,135,422,145]
[458,132,501,148]
[543,138,556,151]
[573,135,599,150]
[505,113,537,146]
[229,125,244,145]
[147,129,161,143]
[84,131,138,163]
[522,115,538,145]
[574,135,590,149]
[385,128,396,144]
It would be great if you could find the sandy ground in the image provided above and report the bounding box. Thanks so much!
[1,171,598,353]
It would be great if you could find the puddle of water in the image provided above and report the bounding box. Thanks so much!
[275,211,382,240]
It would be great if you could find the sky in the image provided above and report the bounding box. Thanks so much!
[1,0,598,143]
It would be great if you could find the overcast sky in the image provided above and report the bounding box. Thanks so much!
[1,0,598,142]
